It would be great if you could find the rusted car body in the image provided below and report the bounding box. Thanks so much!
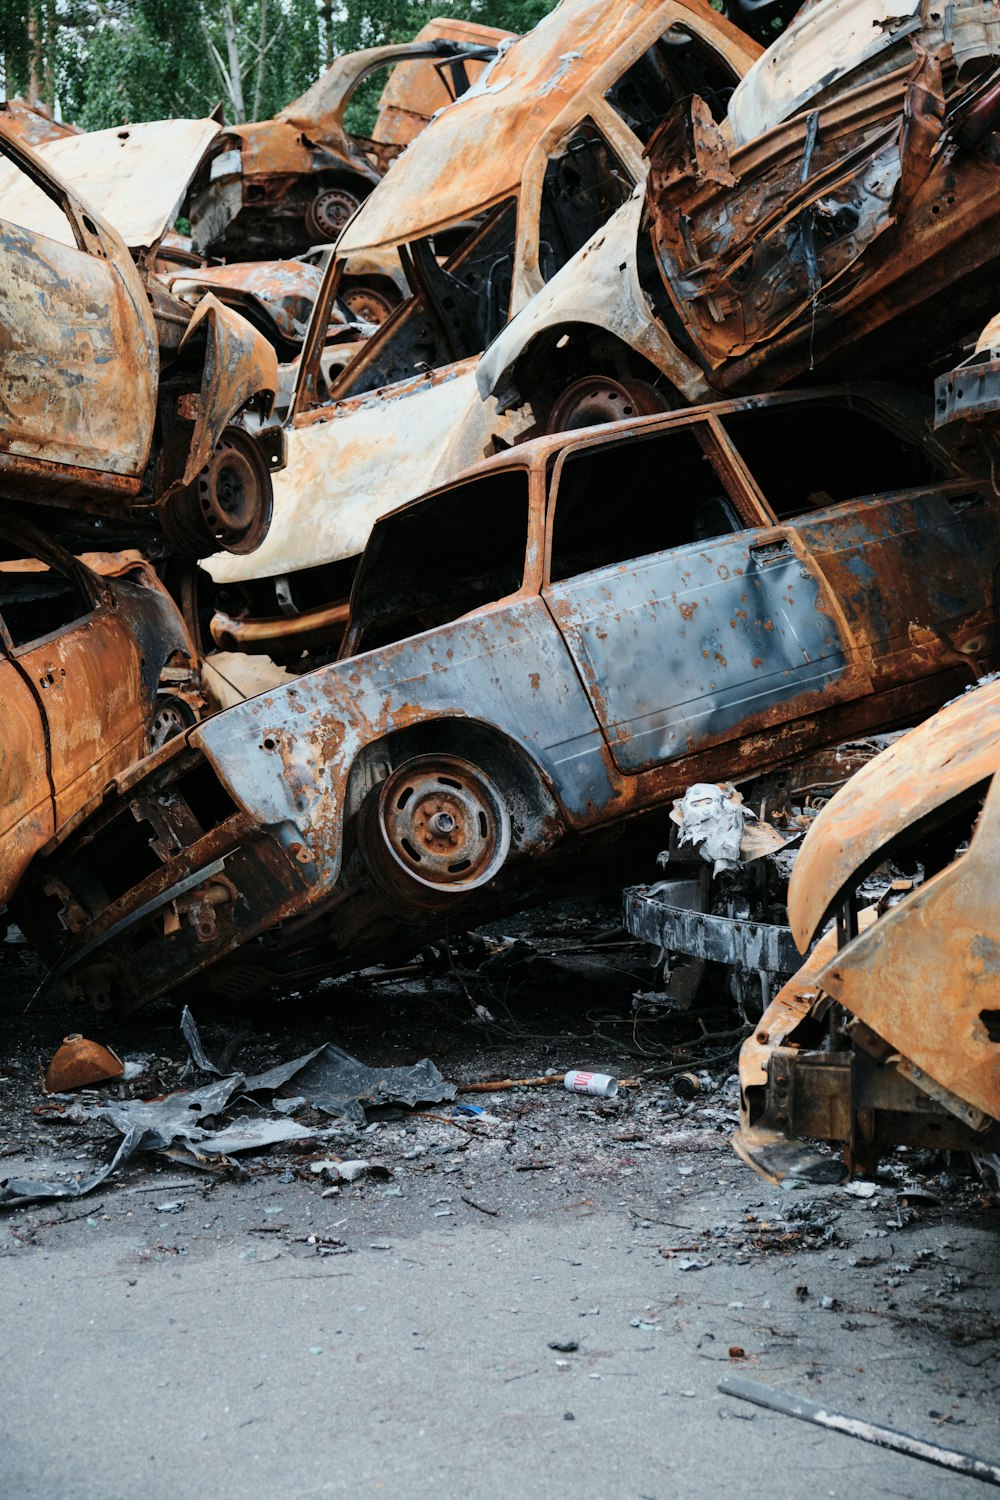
[187,20,509,263]
[0,98,79,149]
[0,121,280,557]
[479,0,1000,429]
[195,0,760,640]
[0,511,199,909]
[14,384,1000,1012]
[297,0,759,411]
[733,675,1000,1183]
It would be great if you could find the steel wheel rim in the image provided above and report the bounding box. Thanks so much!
[307,185,362,241]
[546,376,667,434]
[371,755,510,895]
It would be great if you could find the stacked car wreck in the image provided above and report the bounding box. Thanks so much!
[3,0,1000,1191]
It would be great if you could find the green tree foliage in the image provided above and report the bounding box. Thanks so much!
[0,0,557,130]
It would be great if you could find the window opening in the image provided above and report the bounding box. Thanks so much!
[719,402,948,520]
[548,425,739,582]
[605,26,741,140]
[0,560,92,650]
[537,122,632,282]
[349,469,530,652]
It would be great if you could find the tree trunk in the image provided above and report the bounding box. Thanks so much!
[252,0,268,121]
[223,0,246,123]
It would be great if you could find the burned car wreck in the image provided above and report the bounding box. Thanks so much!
[479,0,1000,431]
[0,509,199,908]
[733,673,1000,1184]
[0,121,281,558]
[301,0,760,409]
[14,384,1000,1012]
[194,0,762,646]
[187,19,509,264]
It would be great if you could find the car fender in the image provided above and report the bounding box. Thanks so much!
[178,294,279,487]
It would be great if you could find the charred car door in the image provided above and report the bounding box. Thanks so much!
[715,399,1000,690]
[0,549,153,835]
[541,416,867,774]
[0,126,157,501]
[0,614,54,904]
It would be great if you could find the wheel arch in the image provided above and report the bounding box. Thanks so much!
[499,320,682,429]
[344,715,566,858]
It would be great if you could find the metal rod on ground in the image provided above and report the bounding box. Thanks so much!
[718,1374,1000,1487]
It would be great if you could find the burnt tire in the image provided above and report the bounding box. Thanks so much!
[162,426,273,559]
[357,754,511,912]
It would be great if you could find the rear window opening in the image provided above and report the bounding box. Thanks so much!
[720,402,948,520]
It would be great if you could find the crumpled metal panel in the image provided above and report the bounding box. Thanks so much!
[0,118,220,251]
[725,0,1000,148]
[789,674,1000,949]
[816,769,1000,1122]
[202,358,530,585]
[174,294,278,489]
[336,0,758,256]
[164,260,326,345]
[646,44,1000,392]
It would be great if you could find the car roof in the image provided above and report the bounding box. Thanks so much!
[337,0,760,255]
[367,382,950,531]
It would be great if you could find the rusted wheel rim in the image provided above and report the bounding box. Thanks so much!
[546,375,668,434]
[307,185,363,241]
[148,697,195,752]
[342,285,396,325]
[164,427,273,558]
[370,755,511,895]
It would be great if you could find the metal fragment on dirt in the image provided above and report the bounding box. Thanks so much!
[43,1036,124,1094]
[719,1374,1000,1487]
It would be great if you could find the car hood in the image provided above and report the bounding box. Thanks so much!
[788,675,1000,950]
[0,118,220,251]
[202,357,531,584]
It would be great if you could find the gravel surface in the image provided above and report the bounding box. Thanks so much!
[2,904,998,1499]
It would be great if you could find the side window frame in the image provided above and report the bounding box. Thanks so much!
[708,398,964,525]
[0,552,102,657]
[542,416,769,585]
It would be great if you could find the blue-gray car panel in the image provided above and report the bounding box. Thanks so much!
[544,530,854,774]
[194,595,611,889]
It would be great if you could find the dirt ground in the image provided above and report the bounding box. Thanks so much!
[2,901,999,1499]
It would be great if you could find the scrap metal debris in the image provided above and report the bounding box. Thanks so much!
[719,1374,1000,1487]
[1,1027,455,1208]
